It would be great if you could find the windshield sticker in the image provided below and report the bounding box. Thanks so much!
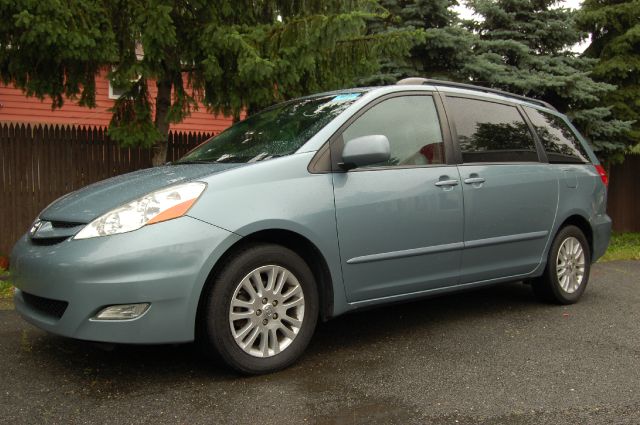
[331,93,361,102]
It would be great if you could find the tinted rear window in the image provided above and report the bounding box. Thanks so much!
[524,107,590,164]
[447,97,539,163]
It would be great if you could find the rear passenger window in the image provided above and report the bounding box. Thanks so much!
[446,97,539,163]
[524,107,590,164]
[341,95,445,167]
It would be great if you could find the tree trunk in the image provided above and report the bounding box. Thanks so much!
[152,78,173,166]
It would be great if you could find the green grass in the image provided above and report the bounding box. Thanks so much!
[0,265,14,308]
[600,233,640,262]
[0,279,13,299]
[0,279,13,309]
[0,282,13,311]
[0,262,12,300]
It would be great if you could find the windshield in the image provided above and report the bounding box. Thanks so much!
[177,92,365,164]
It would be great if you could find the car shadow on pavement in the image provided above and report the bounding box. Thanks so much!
[19,280,550,387]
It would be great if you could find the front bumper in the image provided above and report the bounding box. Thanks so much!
[10,216,240,344]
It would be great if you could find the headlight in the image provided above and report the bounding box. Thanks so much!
[74,182,206,239]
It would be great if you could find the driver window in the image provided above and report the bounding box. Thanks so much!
[341,95,445,167]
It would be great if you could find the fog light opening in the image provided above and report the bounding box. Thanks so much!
[93,303,150,320]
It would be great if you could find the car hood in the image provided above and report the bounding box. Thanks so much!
[39,163,243,223]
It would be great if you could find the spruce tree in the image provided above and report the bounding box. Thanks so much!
[0,0,414,165]
[361,0,473,85]
[463,0,631,161]
[577,0,640,148]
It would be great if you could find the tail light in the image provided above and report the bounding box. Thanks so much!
[594,164,608,187]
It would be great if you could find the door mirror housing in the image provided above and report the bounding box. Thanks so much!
[339,135,390,170]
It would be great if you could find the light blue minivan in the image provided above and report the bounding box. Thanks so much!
[11,78,611,374]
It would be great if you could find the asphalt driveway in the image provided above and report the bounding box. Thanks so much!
[1,261,639,424]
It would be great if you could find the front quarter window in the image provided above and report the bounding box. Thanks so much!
[178,92,364,164]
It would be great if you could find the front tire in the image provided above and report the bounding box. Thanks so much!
[532,225,591,304]
[201,243,319,374]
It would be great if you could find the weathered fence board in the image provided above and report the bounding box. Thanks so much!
[607,154,640,233]
[0,124,212,255]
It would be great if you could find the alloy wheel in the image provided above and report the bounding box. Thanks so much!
[556,236,586,294]
[228,265,305,358]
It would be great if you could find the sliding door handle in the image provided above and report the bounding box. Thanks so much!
[435,179,459,187]
[463,177,485,184]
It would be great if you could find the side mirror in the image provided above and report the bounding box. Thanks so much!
[339,135,390,170]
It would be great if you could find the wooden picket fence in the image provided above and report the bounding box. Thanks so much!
[0,123,213,255]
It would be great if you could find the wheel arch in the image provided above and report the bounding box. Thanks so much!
[556,214,594,257]
[195,228,335,339]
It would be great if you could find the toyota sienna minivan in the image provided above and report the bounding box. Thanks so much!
[10,78,612,374]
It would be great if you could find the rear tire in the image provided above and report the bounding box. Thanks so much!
[200,243,318,374]
[532,225,591,304]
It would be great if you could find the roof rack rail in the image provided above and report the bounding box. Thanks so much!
[396,77,556,111]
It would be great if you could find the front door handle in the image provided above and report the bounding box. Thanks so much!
[464,177,485,184]
[435,179,459,187]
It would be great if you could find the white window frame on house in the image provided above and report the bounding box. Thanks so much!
[108,71,142,100]
[108,80,128,100]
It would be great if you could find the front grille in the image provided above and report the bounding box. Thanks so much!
[30,237,68,246]
[29,220,84,246]
[22,292,69,319]
[50,221,84,228]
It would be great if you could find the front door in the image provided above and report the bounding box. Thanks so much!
[331,94,465,302]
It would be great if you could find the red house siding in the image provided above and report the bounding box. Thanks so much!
[0,71,234,133]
